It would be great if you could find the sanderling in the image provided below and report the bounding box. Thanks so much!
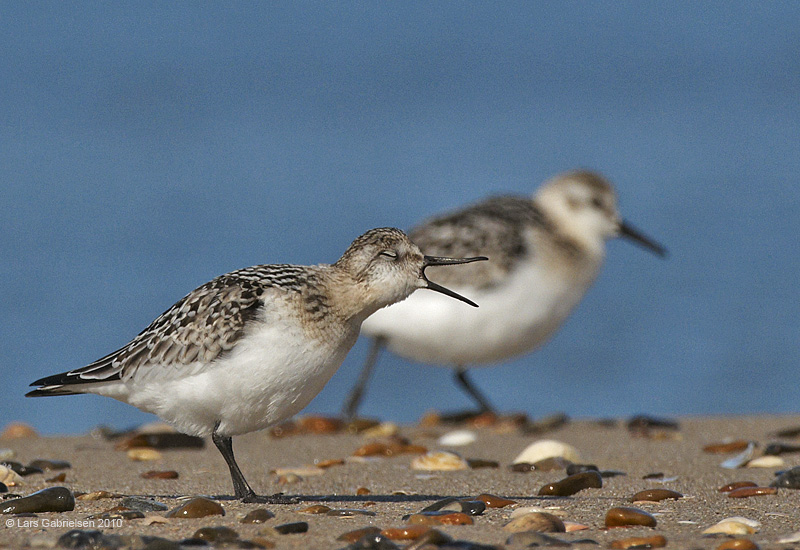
[27,227,486,502]
[342,171,666,419]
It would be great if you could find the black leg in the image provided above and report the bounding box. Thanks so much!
[454,368,495,414]
[211,422,297,504]
[341,336,386,420]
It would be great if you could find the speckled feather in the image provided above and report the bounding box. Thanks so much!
[410,195,573,289]
[30,264,329,390]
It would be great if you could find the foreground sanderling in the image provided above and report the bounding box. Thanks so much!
[342,171,666,419]
[27,228,486,502]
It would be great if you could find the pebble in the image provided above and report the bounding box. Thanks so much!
[720,442,756,469]
[716,539,760,550]
[2,461,43,476]
[609,535,667,549]
[240,508,275,523]
[126,448,162,461]
[627,415,679,432]
[338,526,383,542]
[277,473,303,484]
[512,440,581,464]
[770,466,800,488]
[411,450,469,471]
[192,526,240,543]
[298,504,332,514]
[702,517,760,535]
[504,512,565,533]
[120,496,169,512]
[476,493,516,508]
[745,455,784,468]
[297,414,344,434]
[0,482,6,493]
[510,506,565,519]
[538,471,603,496]
[0,465,23,486]
[356,486,371,495]
[406,511,474,525]
[353,439,427,457]
[438,430,477,446]
[532,457,573,471]
[1,487,75,514]
[604,507,657,528]
[141,470,179,479]
[115,432,205,449]
[421,497,485,516]
[380,525,433,541]
[0,422,38,439]
[719,481,758,492]
[566,463,599,475]
[764,442,800,455]
[345,418,382,433]
[403,529,452,548]
[506,531,572,547]
[28,459,71,471]
[703,440,750,454]
[273,521,309,534]
[630,489,683,502]
[46,472,67,483]
[315,458,345,468]
[165,497,225,518]
[727,486,777,498]
[57,530,119,549]
[467,458,500,469]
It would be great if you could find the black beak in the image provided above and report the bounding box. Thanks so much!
[422,255,488,307]
[619,221,668,257]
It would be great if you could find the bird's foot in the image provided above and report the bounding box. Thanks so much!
[241,492,299,505]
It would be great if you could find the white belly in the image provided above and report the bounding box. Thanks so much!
[362,258,598,366]
[96,320,357,437]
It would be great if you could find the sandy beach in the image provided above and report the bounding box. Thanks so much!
[3,414,800,549]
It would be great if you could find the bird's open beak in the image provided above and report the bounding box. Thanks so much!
[619,221,668,257]
[421,255,488,307]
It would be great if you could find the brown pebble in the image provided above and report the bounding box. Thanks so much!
[141,470,179,479]
[407,511,473,526]
[504,512,565,533]
[273,521,308,534]
[240,508,274,523]
[718,481,758,492]
[538,471,603,496]
[76,490,119,500]
[610,535,667,549]
[337,526,382,542]
[297,415,344,434]
[703,440,751,454]
[631,489,683,502]
[467,458,500,469]
[269,420,301,438]
[46,473,67,483]
[727,486,777,498]
[510,462,535,472]
[716,539,760,550]
[381,525,432,541]
[476,493,516,508]
[315,458,345,469]
[297,504,331,514]
[605,507,657,528]
[418,411,442,427]
[356,487,370,496]
[276,473,302,484]
[28,459,71,471]
[165,497,225,518]
[345,418,381,433]
[0,422,38,439]
[192,526,239,543]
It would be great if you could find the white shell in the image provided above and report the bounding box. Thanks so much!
[410,450,469,471]
[701,516,760,535]
[0,465,23,486]
[0,449,15,461]
[746,455,784,468]
[512,439,581,464]
[437,430,477,446]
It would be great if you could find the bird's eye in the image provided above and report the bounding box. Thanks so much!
[379,251,398,260]
[591,197,603,208]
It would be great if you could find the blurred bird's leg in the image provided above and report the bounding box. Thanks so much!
[342,336,386,420]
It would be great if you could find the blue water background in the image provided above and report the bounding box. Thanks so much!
[3,3,800,434]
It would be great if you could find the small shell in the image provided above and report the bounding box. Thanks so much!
[745,455,784,468]
[411,451,469,471]
[127,448,162,461]
[513,440,581,465]
[437,430,477,447]
[702,517,760,535]
[0,465,23,486]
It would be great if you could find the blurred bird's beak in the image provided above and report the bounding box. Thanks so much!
[619,221,668,257]
[422,255,488,307]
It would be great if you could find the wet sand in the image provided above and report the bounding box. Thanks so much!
[3,414,800,549]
